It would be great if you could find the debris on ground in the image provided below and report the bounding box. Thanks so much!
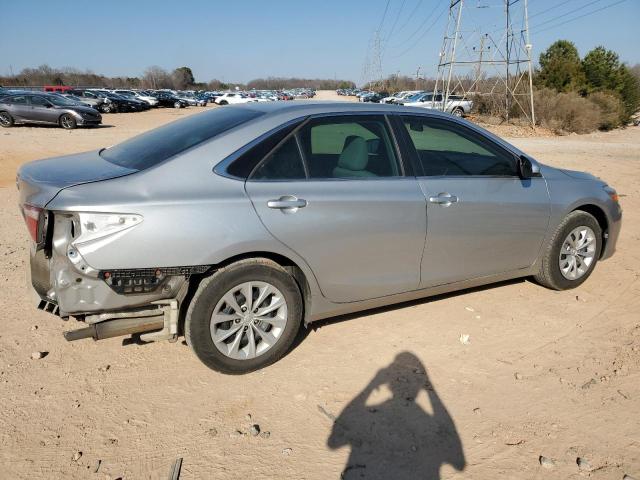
[539,456,555,469]
[577,457,593,472]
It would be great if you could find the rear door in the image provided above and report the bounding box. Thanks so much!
[7,95,30,120]
[245,114,427,303]
[397,115,550,287]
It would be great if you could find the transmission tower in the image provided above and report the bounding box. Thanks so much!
[433,0,536,126]
[361,29,385,90]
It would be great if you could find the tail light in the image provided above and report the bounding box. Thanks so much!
[21,204,44,243]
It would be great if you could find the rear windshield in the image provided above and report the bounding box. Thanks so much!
[100,107,263,170]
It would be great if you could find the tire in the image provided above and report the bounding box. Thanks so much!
[185,258,303,374]
[534,211,602,290]
[0,111,14,127]
[218,100,228,105]
[99,103,110,113]
[59,113,77,130]
[174,101,182,109]
[452,107,464,117]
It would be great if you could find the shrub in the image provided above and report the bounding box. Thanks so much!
[534,89,601,133]
[587,91,624,130]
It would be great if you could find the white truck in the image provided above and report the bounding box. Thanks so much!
[403,92,473,117]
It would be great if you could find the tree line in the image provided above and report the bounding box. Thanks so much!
[0,65,354,92]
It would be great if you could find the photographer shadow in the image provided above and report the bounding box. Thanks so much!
[328,352,465,479]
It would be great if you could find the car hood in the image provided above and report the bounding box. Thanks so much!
[17,149,136,207]
[559,168,601,182]
[55,104,98,114]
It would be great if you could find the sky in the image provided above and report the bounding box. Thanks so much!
[1,0,638,85]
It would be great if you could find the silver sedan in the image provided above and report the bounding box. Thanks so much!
[17,102,622,373]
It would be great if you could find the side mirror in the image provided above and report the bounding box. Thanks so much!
[518,155,533,179]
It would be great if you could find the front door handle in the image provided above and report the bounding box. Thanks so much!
[429,192,458,206]
[267,195,307,211]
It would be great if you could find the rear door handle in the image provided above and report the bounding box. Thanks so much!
[267,195,307,210]
[429,193,458,206]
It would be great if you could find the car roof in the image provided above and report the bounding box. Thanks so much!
[234,100,454,120]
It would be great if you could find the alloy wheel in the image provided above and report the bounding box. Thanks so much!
[558,226,596,280]
[60,114,74,129]
[0,112,11,126]
[210,281,288,360]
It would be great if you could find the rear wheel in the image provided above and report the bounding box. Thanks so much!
[534,211,602,290]
[451,107,464,117]
[218,100,228,105]
[59,114,77,130]
[0,111,14,127]
[174,101,182,109]
[185,259,303,374]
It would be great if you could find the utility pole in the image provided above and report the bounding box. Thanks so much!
[415,66,421,89]
[434,0,535,127]
[524,0,535,126]
[474,34,487,96]
[505,0,511,122]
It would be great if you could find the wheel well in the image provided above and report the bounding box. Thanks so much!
[572,204,608,257]
[184,252,312,325]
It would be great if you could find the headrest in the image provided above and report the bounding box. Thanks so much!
[337,136,369,171]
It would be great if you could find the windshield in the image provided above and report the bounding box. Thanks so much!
[48,95,80,106]
[100,107,264,170]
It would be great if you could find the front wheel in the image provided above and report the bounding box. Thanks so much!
[174,101,182,109]
[534,211,602,290]
[0,111,14,127]
[59,113,77,130]
[185,259,303,374]
[218,100,228,105]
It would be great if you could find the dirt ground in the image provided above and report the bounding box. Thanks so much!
[1,92,639,479]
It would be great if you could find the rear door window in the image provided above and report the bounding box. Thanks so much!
[297,115,401,179]
[251,137,306,180]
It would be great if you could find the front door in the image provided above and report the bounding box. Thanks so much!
[29,95,59,124]
[245,114,427,303]
[398,115,550,287]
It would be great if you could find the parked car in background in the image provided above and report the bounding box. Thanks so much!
[154,91,189,108]
[93,90,150,112]
[58,93,103,110]
[17,102,621,374]
[381,91,420,104]
[214,92,258,105]
[69,89,144,113]
[66,89,113,113]
[112,90,159,107]
[359,91,388,103]
[0,92,101,129]
[174,92,206,107]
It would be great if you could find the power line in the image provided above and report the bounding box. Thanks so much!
[531,0,604,29]
[528,0,577,19]
[532,0,629,33]
[392,3,440,49]
[386,0,408,42]
[394,6,447,58]
[395,0,424,34]
[377,0,392,33]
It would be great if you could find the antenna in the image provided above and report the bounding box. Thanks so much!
[434,0,536,127]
